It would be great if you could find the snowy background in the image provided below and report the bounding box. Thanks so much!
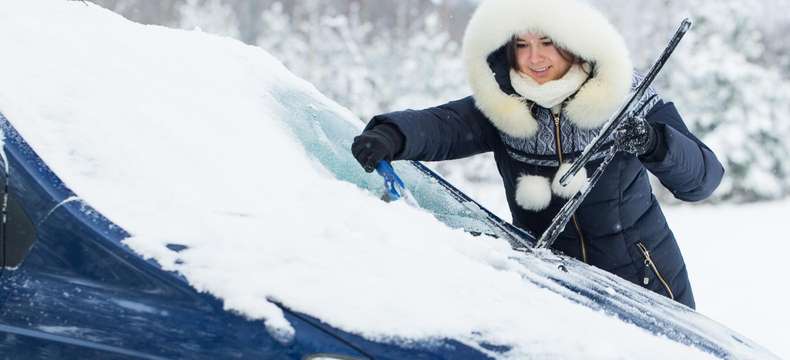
[2,0,788,358]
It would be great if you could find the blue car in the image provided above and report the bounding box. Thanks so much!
[0,99,779,359]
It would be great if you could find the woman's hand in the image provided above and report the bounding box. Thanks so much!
[615,116,657,157]
[351,124,405,172]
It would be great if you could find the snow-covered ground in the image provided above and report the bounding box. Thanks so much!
[0,1,783,359]
[667,201,790,360]
[446,172,790,360]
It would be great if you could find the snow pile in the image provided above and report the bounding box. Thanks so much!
[0,1,718,358]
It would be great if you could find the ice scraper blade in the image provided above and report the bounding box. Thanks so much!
[375,161,418,206]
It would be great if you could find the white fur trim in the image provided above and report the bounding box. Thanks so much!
[469,66,538,138]
[552,163,588,199]
[515,175,552,211]
[462,0,633,136]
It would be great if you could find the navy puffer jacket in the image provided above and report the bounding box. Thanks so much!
[364,0,725,308]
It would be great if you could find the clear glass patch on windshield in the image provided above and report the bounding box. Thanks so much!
[272,86,534,246]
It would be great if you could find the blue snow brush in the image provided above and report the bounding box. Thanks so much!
[375,160,418,206]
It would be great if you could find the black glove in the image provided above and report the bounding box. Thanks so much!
[615,116,658,157]
[351,123,405,173]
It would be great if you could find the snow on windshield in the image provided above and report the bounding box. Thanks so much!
[0,1,714,358]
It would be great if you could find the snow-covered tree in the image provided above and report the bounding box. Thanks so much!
[256,1,376,118]
[177,0,240,38]
[256,1,468,121]
[661,0,790,202]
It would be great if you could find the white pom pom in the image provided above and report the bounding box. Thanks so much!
[515,175,552,211]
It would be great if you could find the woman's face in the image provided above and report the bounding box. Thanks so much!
[514,33,573,84]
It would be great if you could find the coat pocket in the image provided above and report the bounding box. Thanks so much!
[635,242,675,300]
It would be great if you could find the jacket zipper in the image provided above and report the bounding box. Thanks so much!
[553,112,588,263]
[635,242,675,300]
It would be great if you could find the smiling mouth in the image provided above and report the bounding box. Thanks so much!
[530,66,551,73]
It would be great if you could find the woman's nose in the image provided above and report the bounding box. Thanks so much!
[529,48,543,64]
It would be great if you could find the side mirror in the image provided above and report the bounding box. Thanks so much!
[0,155,37,270]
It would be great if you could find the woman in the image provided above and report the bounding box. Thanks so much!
[351,0,723,309]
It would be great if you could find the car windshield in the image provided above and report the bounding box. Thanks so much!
[273,86,534,246]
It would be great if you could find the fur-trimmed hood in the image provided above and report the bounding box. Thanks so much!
[462,0,633,138]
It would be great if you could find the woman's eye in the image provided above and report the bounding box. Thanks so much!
[542,41,554,46]
[516,43,528,48]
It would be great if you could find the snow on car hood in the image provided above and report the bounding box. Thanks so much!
[0,1,733,358]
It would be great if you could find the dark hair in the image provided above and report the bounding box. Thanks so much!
[505,35,590,75]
